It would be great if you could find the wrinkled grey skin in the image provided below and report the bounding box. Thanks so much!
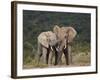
[37,25,77,66]
[53,25,77,65]
[37,31,58,65]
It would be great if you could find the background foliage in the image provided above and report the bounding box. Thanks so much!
[23,10,91,68]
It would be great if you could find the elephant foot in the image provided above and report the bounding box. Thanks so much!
[47,63,52,67]
[66,62,69,65]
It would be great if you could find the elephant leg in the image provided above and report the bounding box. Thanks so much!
[38,53,42,64]
[37,43,42,64]
[46,47,50,64]
[54,51,58,65]
[63,45,72,65]
[64,45,72,65]
[68,45,72,64]
[48,46,55,65]
[42,47,47,64]
[49,46,59,65]
[57,51,63,65]
[63,48,69,65]
[48,50,53,65]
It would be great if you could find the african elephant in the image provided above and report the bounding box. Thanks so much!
[37,31,58,65]
[53,25,77,65]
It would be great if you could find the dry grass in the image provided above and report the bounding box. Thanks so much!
[23,52,90,69]
[72,52,90,66]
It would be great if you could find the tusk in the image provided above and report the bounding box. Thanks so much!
[64,44,66,49]
[51,46,53,51]
[56,47,59,51]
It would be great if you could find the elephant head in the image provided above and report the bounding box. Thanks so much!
[61,26,77,44]
[53,25,77,65]
[37,31,58,64]
[53,25,67,43]
[38,31,57,48]
[53,25,77,45]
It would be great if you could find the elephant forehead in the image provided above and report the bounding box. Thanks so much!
[45,31,57,40]
[38,31,57,42]
[46,32,57,45]
[38,33,47,42]
[49,33,57,40]
[46,31,56,36]
[58,30,66,40]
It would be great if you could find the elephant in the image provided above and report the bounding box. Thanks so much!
[37,25,77,66]
[53,25,77,65]
[37,31,59,65]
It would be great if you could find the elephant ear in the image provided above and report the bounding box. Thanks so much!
[53,25,60,35]
[53,25,62,40]
[38,32,49,48]
[61,27,77,43]
[67,27,77,43]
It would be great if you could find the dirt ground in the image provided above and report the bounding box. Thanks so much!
[23,52,90,69]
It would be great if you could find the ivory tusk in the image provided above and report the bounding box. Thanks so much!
[51,46,53,51]
[64,44,66,49]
